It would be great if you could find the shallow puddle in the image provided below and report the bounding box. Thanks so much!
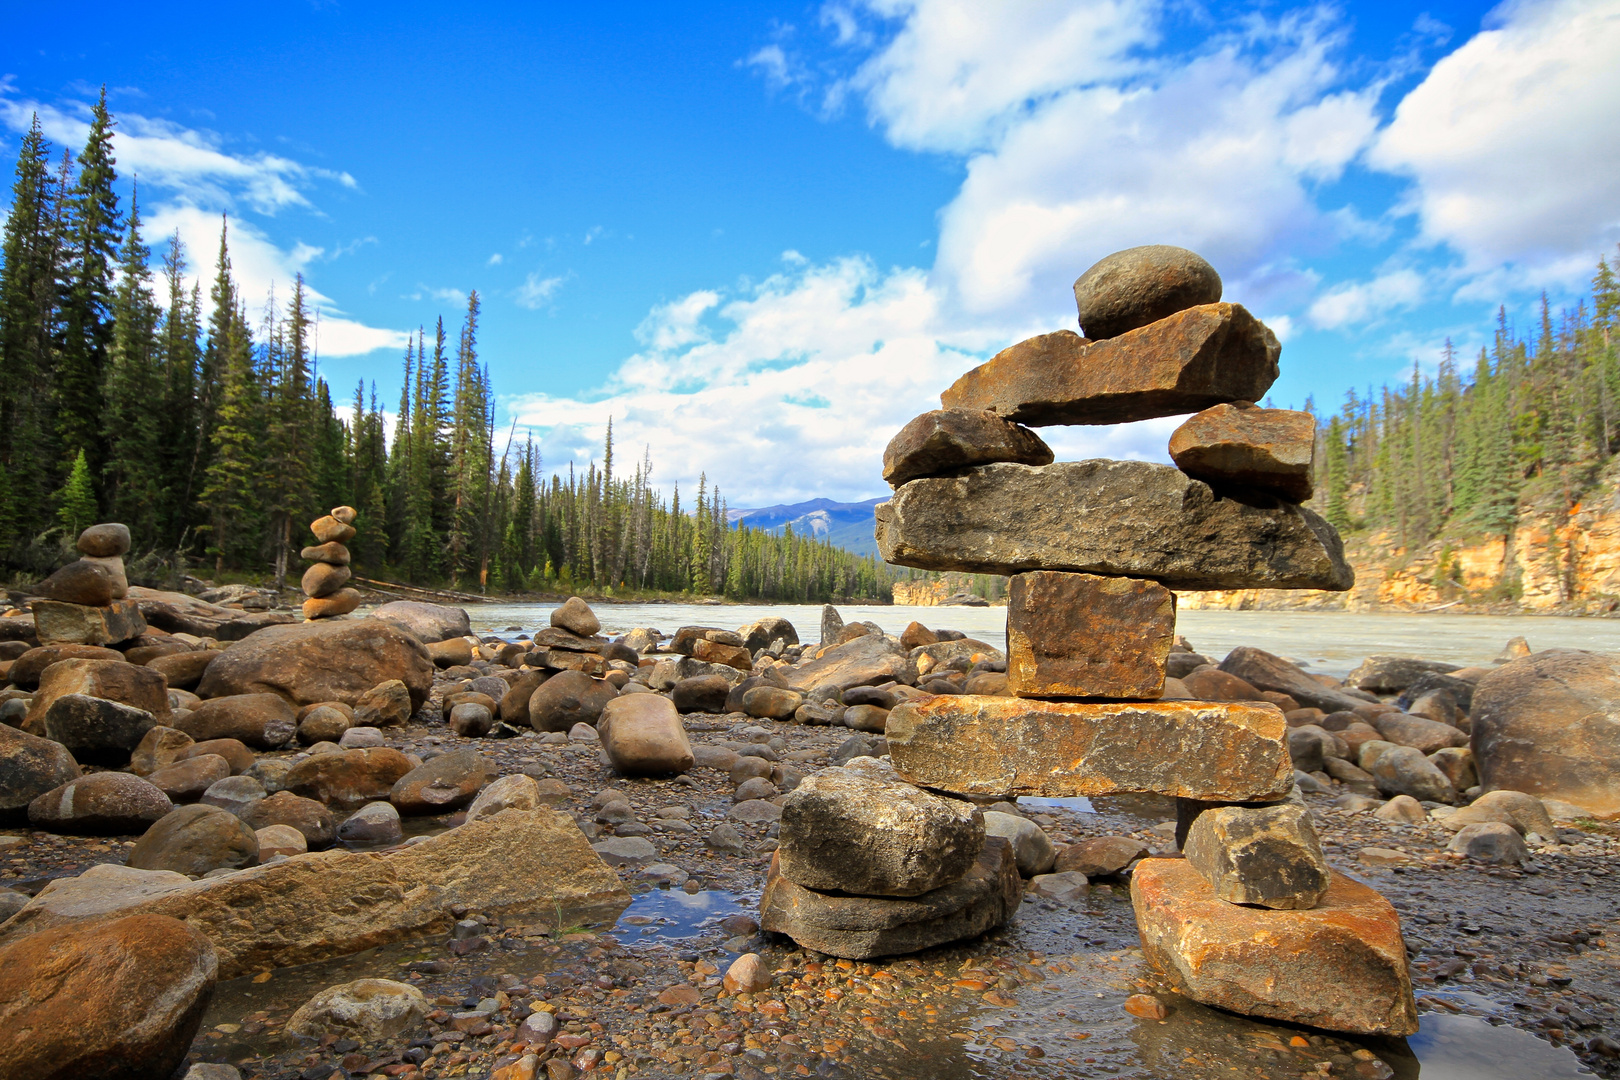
[615,887,754,940]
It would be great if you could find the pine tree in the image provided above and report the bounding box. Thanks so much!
[102,186,163,536]
[55,449,98,536]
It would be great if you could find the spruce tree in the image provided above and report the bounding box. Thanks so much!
[102,187,163,536]
[55,449,98,536]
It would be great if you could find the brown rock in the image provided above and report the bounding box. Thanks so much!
[882,409,1053,487]
[310,515,357,544]
[196,618,433,711]
[0,913,217,1080]
[876,460,1353,590]
[129,725,194,776]
[146,754,232,802]
[176,693,297,750]
[598,695,694,775]
[1373,711,1469,754]
[28,772,173,833]
[371,601,471,644]
[241,790,336,848]
[1007,571,1173,699]
[353,679,413,727]
[1055,835,1149,877]
[899,621,937,650]
[528,669,617,732]
[692,637,752,671]
[32,597,148,646]
[672,673,731,713]
[1071,245,1223,339]
[1470,650,1620,818]
[330,505,358,525]
[1179,668,1263,701]
[790,634,917,697]
[6,643,123,689]
[129,586,295,640]
[177,738,256,774]
[303,589,363,619]
[390,748,494,814]
[551,596,601,637]
[284,747,415,810]
[146,648,216,690]
[1218,646,1370,714]
[80,554,129,598]
[1168,403,1316,502]
[26,657,169,733]
[760,836,1020,960]
[427,637,475,667]
[34,560,115,606]
[887,695,1291,801]
[1132,858,1417,1035]
[940,304,1278,426]
[76,522,133,557]
[722,953,773,994]
[1182,801,1331,910]
[129,803,261,876]
[257,824,307,859]
[499,670,548,723]
[0,724,80,822]
[298,704,351,744]
[301,541,351,565]
[301,562,352,599]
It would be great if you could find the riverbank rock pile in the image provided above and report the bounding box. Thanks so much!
[872,245,1417,1036]
[29,523,148,647]
[301,506,361,619]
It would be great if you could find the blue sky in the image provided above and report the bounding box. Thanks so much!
[4,1,1619,506]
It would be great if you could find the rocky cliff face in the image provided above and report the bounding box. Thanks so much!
[1181,460,1620,615]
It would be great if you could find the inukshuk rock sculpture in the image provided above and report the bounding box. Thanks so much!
[870,245,1418,1036]
[301,506,362,619]
[31,523,147,646]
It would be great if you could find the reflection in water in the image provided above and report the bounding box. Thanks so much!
[1396,1012,1591,1080]
[616,888,750,939]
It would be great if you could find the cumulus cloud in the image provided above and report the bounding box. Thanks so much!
[515,272,568,309]
[1371,0,1620,285]
[1307,268,1427,330]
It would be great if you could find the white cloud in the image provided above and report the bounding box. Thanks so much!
[1306,268,1427,330]
[515,272,568,310]
[488,252,504,265]
[1371,0,1620,283]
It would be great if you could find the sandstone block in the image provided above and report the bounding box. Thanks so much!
[33,597,148,646]
[778,768,983,897]
[887,696,1292,801]
[390,748,494,814]
[1007,571,1173,699]
[1168,403,1316,502]
[1183,801,1330,910]
[882,409,1053,487]
[196,618,433,712]
[692,637,752,671]
[940,303,1278,426]
[598,695,694,776]
[788,633,918,697]
[1132,858,1417,1035]
[353,679,413,727]
[25,657,169,737]
[43,692,156,761]
[284,747,415,810]
[1071,245,1223,340]
[876,461,1352,590]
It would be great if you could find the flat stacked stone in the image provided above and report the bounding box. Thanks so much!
[302,507,361,619]
[32,523,147,646]
[864,245,1412,1036]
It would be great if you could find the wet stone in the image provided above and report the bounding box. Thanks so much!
[1182,801,1331,910]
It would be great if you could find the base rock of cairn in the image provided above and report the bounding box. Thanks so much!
[302,506,361,619]
[30,523,146,646]
[846,243,1414,1036]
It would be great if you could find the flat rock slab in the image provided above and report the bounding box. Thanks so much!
[129,587,295,641]
[1219,647,1370,714]
[1132,858,1418,1036]
[875,460,1353,591]
[940,304,1278,426]
[882,409,1053,486]
[1168,403,1316,502]
[0,808,629,978]
[760,836,1020,960]
[1007,571,1173,699]
[886,696,1292,802]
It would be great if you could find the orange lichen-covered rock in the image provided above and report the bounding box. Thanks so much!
[1169,402,1316,502]
[1007,571,1173,699]
[1131,858,1417,1036]
[886,696,1292,802]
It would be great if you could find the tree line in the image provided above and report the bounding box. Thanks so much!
[0,94,895,602]
[1308,249,1620,600]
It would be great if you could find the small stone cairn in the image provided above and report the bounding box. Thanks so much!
[301,506,361,619]
[814,245,1414,1036]
[30,523,147,646]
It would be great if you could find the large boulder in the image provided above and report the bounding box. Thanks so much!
[1218,647,1369,714]
[25,657,169,734]
[128,586,294,640]
[6,643,123,689]
[528,669,617,732]
[43,693,155,762]
[598,695,694,775]
[877,461,1351,590]
[1470,650,1620,819]
[196,619,433,712]
[32,597,147,647]
[882,409,1053,487]
[371,601,471,644]
[759,836,1020,960]
[940,303,1275,425]
[28,772,172,833]
[1132,858,1417,1036]
[0,913,217,1080]
[389,748,494,814]
[778,768,983,897]
[176,693,297,750]
[0,724,80,823]
[789,634,917,698]
[129,804,261,876]
[284,747,415,810]
[0,809,631,978]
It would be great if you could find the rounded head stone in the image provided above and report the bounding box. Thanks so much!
[1073,245,1222,340]
[77,522,132,557]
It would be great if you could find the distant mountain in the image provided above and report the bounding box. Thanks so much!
[727,496,887,558]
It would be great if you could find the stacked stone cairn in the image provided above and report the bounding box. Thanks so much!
[301,506,362,619]
[30,523,147,646]
[864,245,1418,1036]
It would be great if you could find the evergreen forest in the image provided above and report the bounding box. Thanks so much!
[0,98,894,602]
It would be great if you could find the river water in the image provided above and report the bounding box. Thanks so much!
[459,601,1620,676]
